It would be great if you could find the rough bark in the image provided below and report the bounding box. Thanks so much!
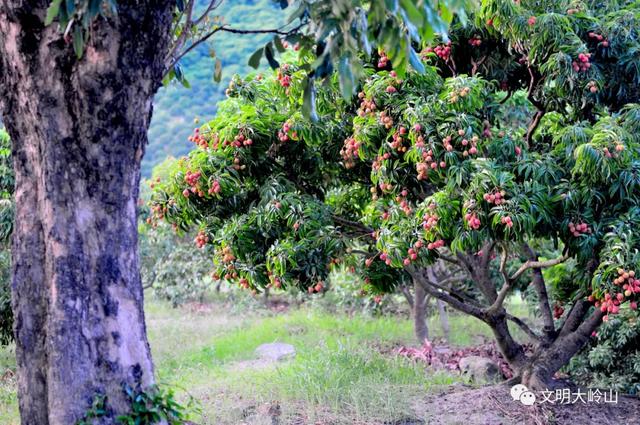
[0,1,173,423]
[522,309,603,390]
[413,279,429,343]
[485,309,528,371]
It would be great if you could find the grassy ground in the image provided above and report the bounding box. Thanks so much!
[0,297,530,424]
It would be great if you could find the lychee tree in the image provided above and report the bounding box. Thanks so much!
[150,1,640,389]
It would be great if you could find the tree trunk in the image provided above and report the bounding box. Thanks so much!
[522,308,603,390]
[413,279,429,343]
[436,299,450,342]
[0,2,173,423]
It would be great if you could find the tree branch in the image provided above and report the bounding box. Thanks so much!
[509,253,569,282]
[166,21,307,75]
[505,313,542,342]
[522,243,556,339]
[525,65,546,145]
[332,215,374,236]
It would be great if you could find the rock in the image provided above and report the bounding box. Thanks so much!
[458,355,502,383]
[255,342,296,361]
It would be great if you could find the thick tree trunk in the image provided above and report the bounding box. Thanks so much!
[0,1,173,423]
[522,308,603,390]
[413,279,429,343]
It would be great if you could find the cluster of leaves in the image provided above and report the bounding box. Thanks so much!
[567,308,640,394]
[0,128,12,346]
[76,385,199,425]
[247,0,469,103]
[150,1,640,353]
[45,0,117,57]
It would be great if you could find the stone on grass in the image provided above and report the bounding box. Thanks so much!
[255,342,296,361]
[459,355,501,383]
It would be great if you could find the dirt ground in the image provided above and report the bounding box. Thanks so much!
[413,384,640,425]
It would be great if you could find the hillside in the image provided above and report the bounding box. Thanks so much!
[145,0,284,176]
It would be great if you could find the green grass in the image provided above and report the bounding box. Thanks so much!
[0,343,17,424]
[0,296,534,424]
[145,303,467,424]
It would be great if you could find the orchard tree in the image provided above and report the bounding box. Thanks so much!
[151,0,640,390]
[0,0,462,422]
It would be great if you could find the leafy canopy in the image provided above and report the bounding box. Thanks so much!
[150,1,640,320]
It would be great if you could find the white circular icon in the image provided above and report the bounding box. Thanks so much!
[510,384,528,401]
[520,391,537,406]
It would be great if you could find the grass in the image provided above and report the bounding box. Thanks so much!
[0,296,534,424]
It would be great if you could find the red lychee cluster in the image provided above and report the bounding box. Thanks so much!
[147,202,167,225]
[589,269,639,321]
[390,126,408,152]
[379,110,394,129]
[527,16,536,26]
[238,277,250,289]
[185,170,201,187]
[377,50,389,68]
[468,36,482,47]
[443,131,479,157]
[602,142,624,158]
[378,181,394,193]
[568,221,591,237]
[483,189,507,205]
[587,32,609,47]
[307,281,324,294]
[379,252,392,266]
[416,148,446,180]
[357,92,377,117]
[572,53,591,72]
[219,246,236,264]
[208,179,221,195]
[372,152,391,172]
[427,239,445,250]
[340,137,361,168]
[553,303,564,319]
[277,64,291,87]
[423,42,452,61]
[277,121,297,142]
[270,273,283,289]
[230,132,253,148]
[422,212,439,231]
[465,212,481,230]
[194,230,208,249]
[188,128,209,149]
[402,246,420,266]
[500,215,513,228]
[395,189,412,216]
[448,86,471,103]
[183,171,205,197]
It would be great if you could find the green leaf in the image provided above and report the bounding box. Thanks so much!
[302,77,318,122]
[338,56,355,99]
[273,36,286,53]
[72,26,84,58]
[248,47,263,69]
[264,43,279,69]
[213,58,222,83]
[385,0,399,13]
[176,0,184,12]
[45,0,62,25]
[88,0,101,17]
[408,47,425,73]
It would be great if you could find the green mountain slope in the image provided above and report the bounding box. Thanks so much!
[145,0,284,176]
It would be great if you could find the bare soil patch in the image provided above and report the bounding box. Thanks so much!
[414,384,640,425]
